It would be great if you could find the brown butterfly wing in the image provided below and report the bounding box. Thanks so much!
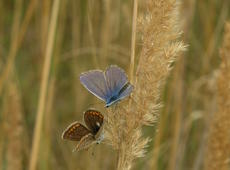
[84,109,104,135]
[62,122,91,141]
[74,133,96,152]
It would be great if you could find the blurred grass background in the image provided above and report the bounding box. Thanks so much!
[0,0,230,170]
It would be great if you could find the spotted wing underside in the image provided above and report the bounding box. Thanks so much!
[62,122,91,141]
[84,109,104,135]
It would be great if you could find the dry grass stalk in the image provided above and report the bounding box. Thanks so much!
[100,0,111,66]
[87,1,99,68]
[29,0,60,169]
[0,0,37,95]
[40,0,51,53]
[167,60,184,170]
[43,1,67,168]
[4,75,24,170]
[1,1,23,169]
[165,1,195,169]
[71,1,85,112]
[129,0,138,84]
[204,22,230,170]
[105,0,185,170]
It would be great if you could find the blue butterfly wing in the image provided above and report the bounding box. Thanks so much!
[80,70,110,102]
[105,65,128,96]
[105,83,134,107]
[118,83,134,100]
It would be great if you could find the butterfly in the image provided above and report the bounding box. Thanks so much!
[62,109,104,152]
[80,65,134,107]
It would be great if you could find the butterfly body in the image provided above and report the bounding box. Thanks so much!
[62,109,104,152]
[80,65,133,107]
[105,82,132,107]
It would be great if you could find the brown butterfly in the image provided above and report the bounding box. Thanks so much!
[62,109,104,152]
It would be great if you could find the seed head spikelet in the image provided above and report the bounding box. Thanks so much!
[104,0,185,169]
[204,22,230,170]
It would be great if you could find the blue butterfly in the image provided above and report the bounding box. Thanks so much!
[80,65,134,107]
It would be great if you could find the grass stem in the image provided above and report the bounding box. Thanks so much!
[0,0,37,95]
[28,0,60,169]
[129,0,138,84]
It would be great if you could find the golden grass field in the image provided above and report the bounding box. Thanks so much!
[0,0,230,170]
